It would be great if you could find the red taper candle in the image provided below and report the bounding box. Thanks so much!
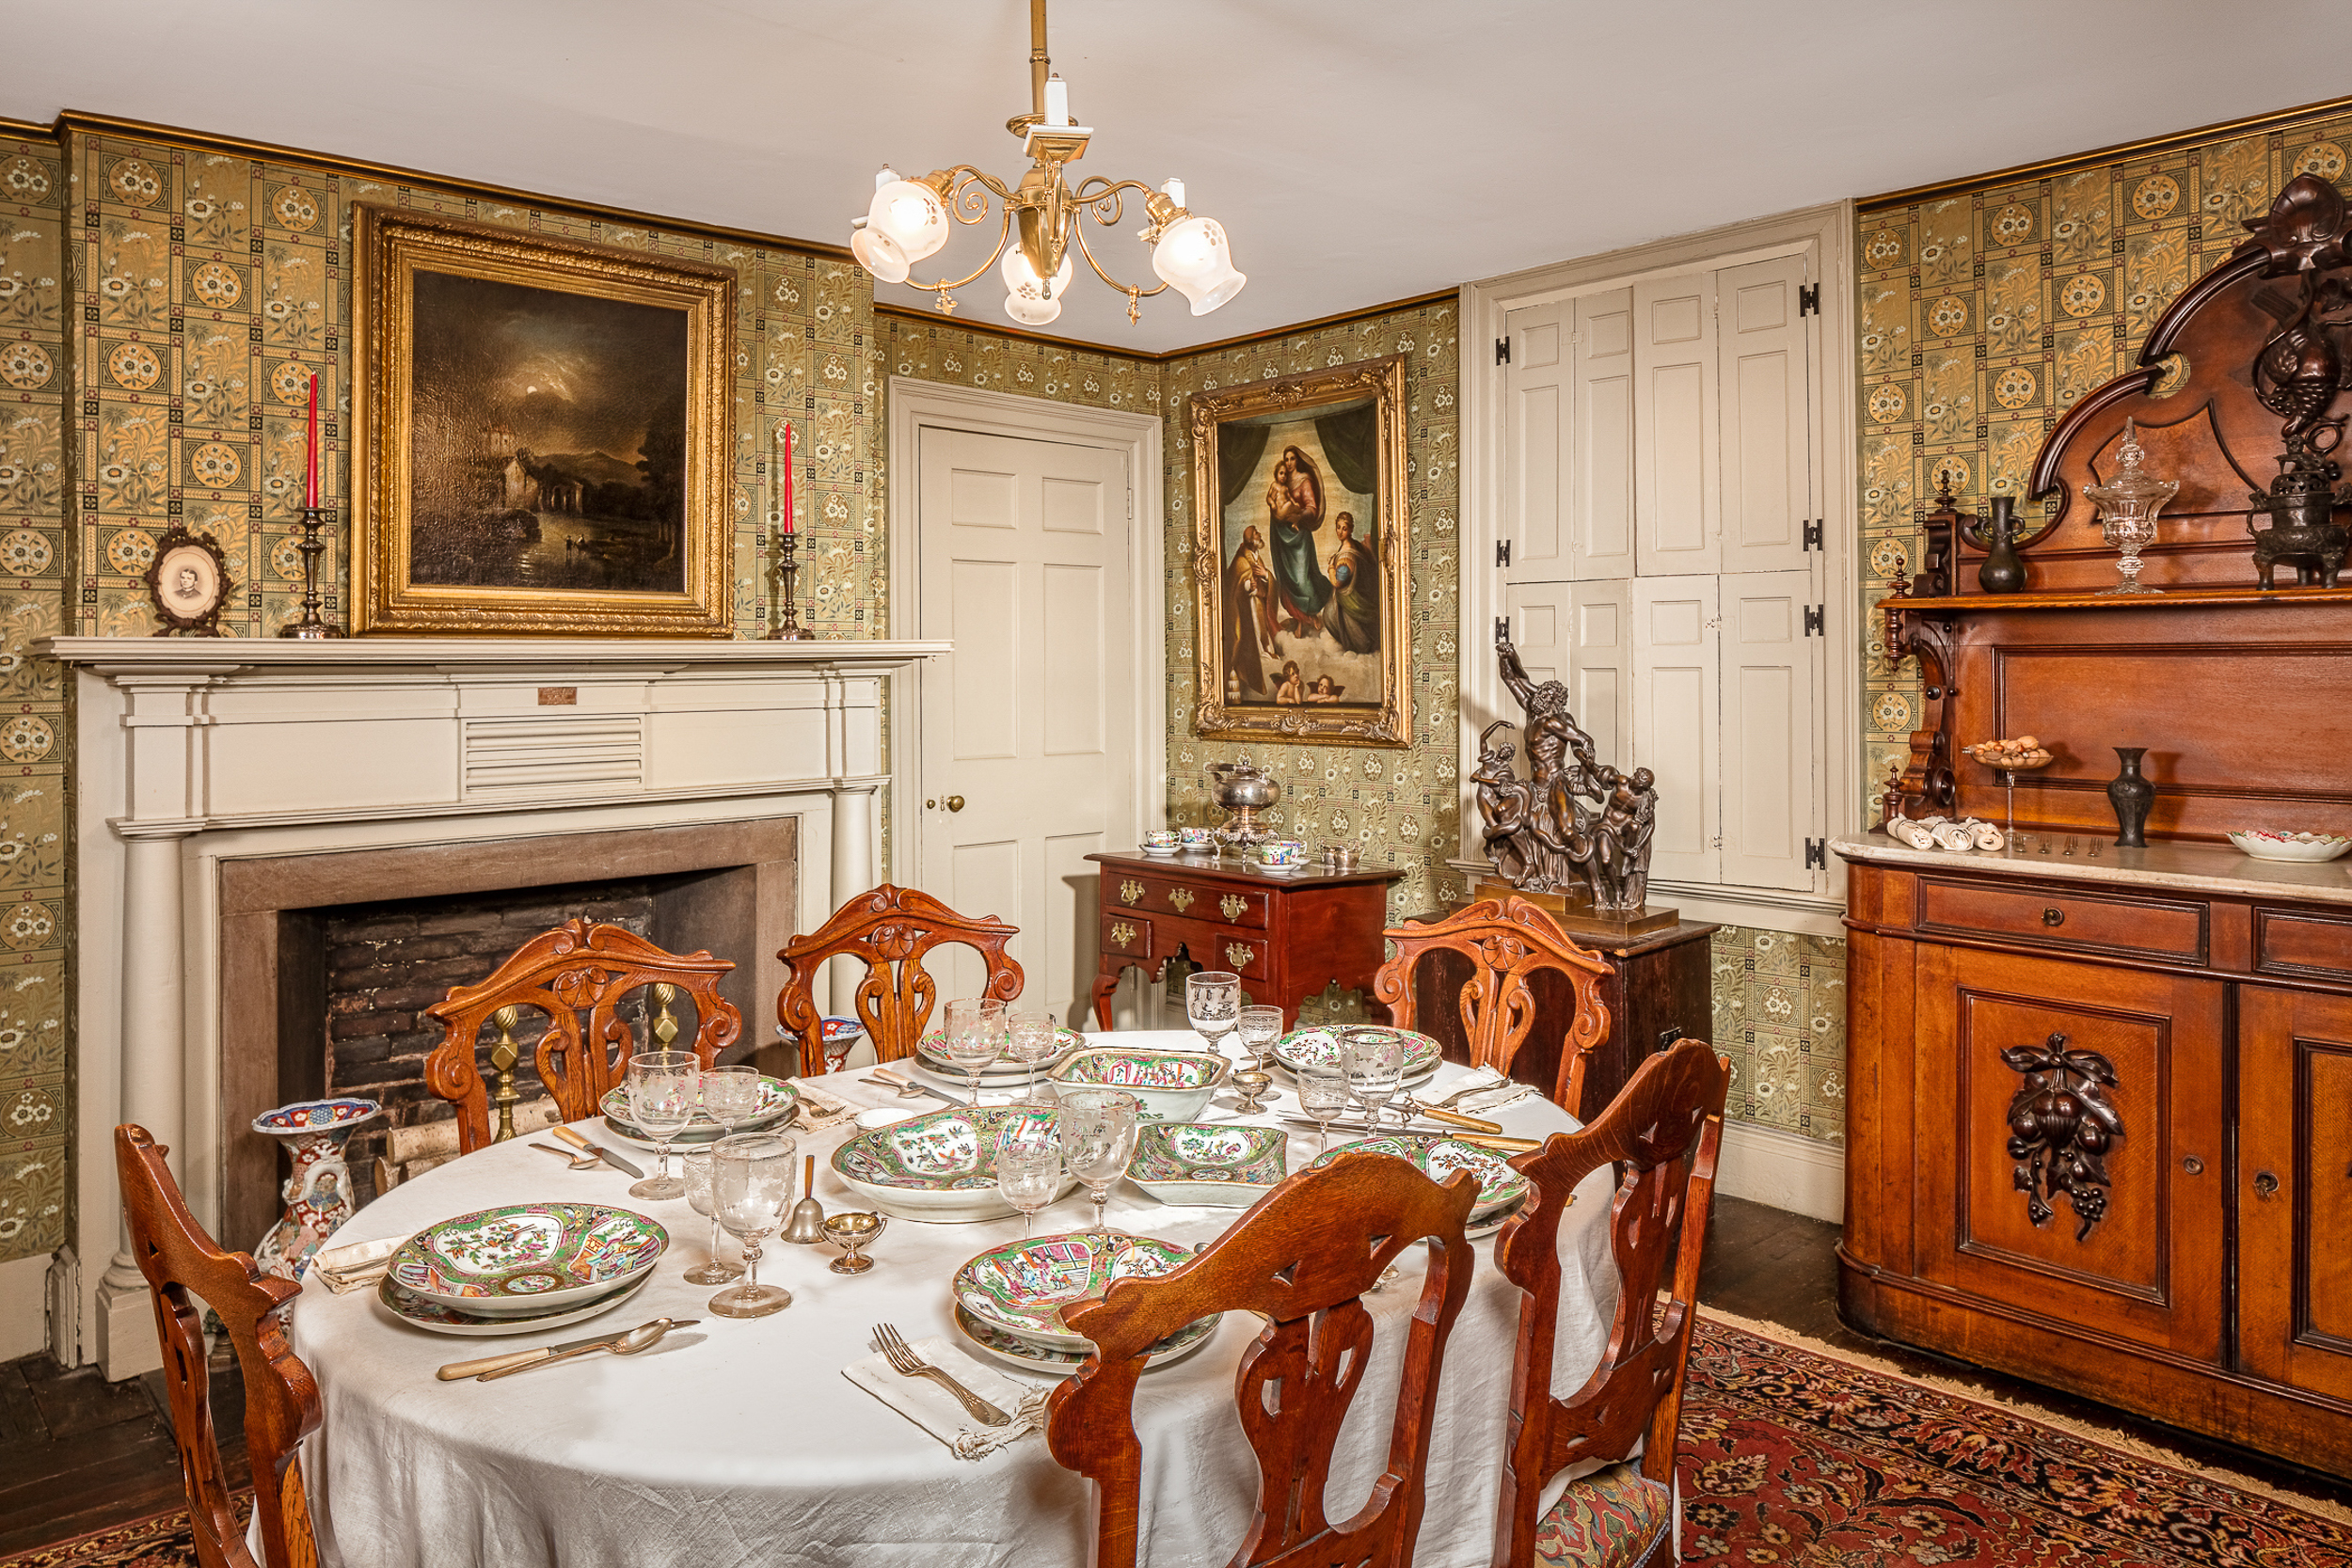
[304,372,320,510]
[779,420,795,533]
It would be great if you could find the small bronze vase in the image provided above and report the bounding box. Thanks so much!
[1966,496,2028,594]
[2106,747,2155,848]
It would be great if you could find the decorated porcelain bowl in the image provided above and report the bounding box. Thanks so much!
[2227,829,2352,863]
[1141,831,1181,855]
[1250,838,1308,869]
[1178,826,1219,851]
[819,1016,867,1052]
[1047,1046,1232,1121]
[251,1097,382,1137]
[831,1104,1077,1222]
[1271,1024,1443,1083]
[1126,1121,1286,1206]
[1311,1133,1530,1221]
[953,1228,1200,1353]
[599,1074,800,1146]
[386,1201,668,1317]
[914,1025,1082,1079]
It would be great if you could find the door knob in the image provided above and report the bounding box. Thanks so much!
[946,795,965,813]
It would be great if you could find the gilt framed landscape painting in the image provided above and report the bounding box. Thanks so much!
[1189,355,1410,746]
[351,206,736,635]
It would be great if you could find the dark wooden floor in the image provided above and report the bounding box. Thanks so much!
[0,1198,2341,1557]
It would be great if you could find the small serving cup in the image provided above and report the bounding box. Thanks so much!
[1178,826,1219,852]
[1141,830,1181,855]
[1250,838,1308,869]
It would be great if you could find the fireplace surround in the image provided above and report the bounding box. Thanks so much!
[43,635,945,1377]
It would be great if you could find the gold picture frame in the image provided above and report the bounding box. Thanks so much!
[351,206,737,636]
[1189,355,1411,746]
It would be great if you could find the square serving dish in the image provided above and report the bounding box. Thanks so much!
[1126,1121,1287,1206]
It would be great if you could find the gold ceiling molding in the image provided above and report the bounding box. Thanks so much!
[876,286,1457,366]
[46,109,854,261]
[0,115,56,140]
[1859,91,2352,212]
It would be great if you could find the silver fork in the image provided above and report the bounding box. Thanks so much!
[872,1323,1010,1426]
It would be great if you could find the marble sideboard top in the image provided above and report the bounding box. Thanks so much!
[1834,832,2352,908]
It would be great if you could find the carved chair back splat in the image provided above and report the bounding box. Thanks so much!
[1375,897,1613,1109]
[116,1125,322,1568]
[776,884,1023,1074]
[423,918,741,1153]
[1045,1149,1480,1568]
[1490,1039,1728,1568]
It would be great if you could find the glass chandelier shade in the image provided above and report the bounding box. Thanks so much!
[2082,419,2178,595]
[1152,214,1247,315]
[1001,241,1074,325]
[864,167,949,266]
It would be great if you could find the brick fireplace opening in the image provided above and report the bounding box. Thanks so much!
[218,817,797,1253]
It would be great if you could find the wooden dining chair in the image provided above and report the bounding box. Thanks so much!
[1373,896,1613,1109]
[116,1124,321,1568]
[1045,1148,1480,1568]
[423,917,742,1152]
[1489,1038,1729,1568]
[775,883,1022,1074]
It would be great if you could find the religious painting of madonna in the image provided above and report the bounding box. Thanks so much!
[1188,355,1410,746]
[350,207,737,635]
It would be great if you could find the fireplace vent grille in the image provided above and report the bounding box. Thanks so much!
[461,716,645,799]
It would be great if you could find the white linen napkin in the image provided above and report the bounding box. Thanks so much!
[841,1334,1050,1460]
[793,1082,856,1130]
[308,1233,408,1293]
[1442,1065,1539,1116]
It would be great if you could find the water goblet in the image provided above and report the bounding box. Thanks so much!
[1295,1061,1351,1158]
[1057,1088,1141,1231]
[1185,971,1242,1058]
[625,1049,698,1200]
[1234,1004,1284,1073]
[940,998,1009,1107]
[1340,1031,1406,1132]
[679,1147,741,1286]
[1004,1008,1062,1103]
[995,1126,1062,1236]
[822,1211,886,1275]
[710,1132,797,1318]
[700,1062,762,1135]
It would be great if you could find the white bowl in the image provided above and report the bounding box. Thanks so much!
[2227,830,2352,863]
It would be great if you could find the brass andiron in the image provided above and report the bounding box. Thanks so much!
[766,531,815,640]
[277,506,345,639]
[488,1005,523,1143]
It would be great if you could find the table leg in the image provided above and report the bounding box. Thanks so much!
[1090,958,1135,1030]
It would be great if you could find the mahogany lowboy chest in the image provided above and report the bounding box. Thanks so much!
[1086,850,1405,1029]
[1840,835,2352,1478]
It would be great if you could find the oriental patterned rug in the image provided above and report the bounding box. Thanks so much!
[1678,1314,2352,1567]
[6,1322,2347,1566]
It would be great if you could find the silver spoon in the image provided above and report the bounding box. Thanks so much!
[475,1317,690,1381]
[530,1142,603,1170]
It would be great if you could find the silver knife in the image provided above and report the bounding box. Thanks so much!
[864,1070,961,1107]
[1274,1115,1474,1139]
[548,1123,644,1178]
[434,1319,696,1381]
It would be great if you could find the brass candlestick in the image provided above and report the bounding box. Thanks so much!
[278,505,345,638]
[488,1006,523,1144]
[766,531,815,640]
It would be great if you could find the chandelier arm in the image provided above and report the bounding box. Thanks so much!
[1070,218,1170,298]
[918,209,1017,294]
[938,166,1014,224]
[1069,176,1157,227]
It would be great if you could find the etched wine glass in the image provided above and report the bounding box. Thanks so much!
[1057,1088,1141,1232]
[1295,1061,1351,1158]
[1340,1032,1405,1133]
[995,1124,1063,1237]
[710,1132,797,1318]
[679,1146,740,1286]
[624,1049,697,1200]
[1004,1008,1062,1103]
[1234,1004,1285,1074]
[1185,971,1242,1058]
[940,998,1009,1107]
[700,1062,762,1136]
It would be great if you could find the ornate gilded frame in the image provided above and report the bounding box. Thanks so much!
[350,205,737,636]
[1189,355,1411,747]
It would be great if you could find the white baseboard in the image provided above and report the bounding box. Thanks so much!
[0,1252,51,1361]
[1716,1120,1844,1224]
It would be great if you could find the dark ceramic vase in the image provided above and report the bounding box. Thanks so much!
[1972,496,2028,594]
[2106,747,2154,848]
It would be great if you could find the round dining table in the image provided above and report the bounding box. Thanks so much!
[289,1030,1624,1568]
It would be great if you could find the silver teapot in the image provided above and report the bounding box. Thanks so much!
[1208,760,1279,848]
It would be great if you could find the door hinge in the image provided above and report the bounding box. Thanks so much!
[1803,604,1825,636]
[1804,837,1827,871]
[1494,615,1511,644]
[1495,336,1511,366]
[1802,519,1823,551]
[1496,540,1512,567]
[1797,283,1820,316]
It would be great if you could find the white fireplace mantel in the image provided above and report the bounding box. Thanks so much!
[42,635,946,1375]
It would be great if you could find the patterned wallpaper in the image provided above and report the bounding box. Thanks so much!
[0,128,68,1268]
[1854,105,2352,811]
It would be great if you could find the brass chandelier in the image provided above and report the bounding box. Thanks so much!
[847,0,1246,327]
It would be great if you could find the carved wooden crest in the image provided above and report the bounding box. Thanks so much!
[2003,1031,2124,1241]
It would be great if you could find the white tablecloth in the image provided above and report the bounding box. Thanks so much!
[289,1032,1621,1568]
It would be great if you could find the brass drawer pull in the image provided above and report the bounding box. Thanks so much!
[1119,879,1143,906]
[1225,942,1254,972]
[2042,908,2065,927]
[1108,921,1137,949]
[1168,888,1194,912]
[1220,895,1248,921]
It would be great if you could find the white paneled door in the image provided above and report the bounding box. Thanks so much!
[1718,569,1820,889]
[1716,255,1817,574]
[1632,576,1719,884]
[916,426,1135,1023]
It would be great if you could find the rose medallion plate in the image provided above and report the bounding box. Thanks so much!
[953,1229,1197,1353]
[1271,1024,1442,1082]
[832,1104,1076,1222]
[951,1302,1219,1378]
[374,1270,653,1338]
[387,1201,668,1317]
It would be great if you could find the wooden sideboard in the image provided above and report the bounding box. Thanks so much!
[1840,833,2352,1478]
[1086,850,1405,1028]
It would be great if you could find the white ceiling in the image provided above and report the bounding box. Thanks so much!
[7,1,2344,352]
